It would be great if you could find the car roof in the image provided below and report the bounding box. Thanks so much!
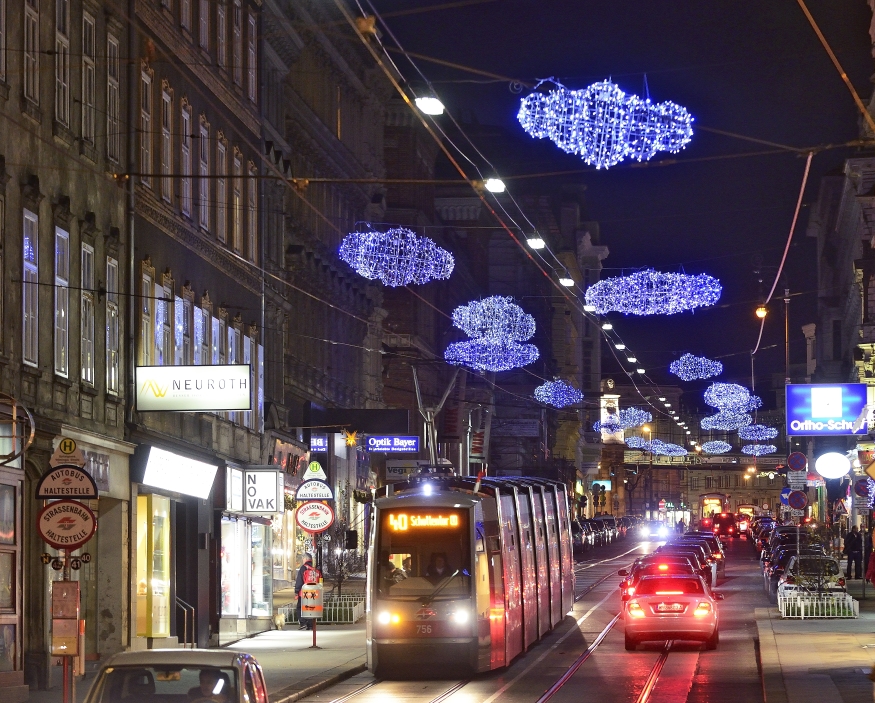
[100,650,250,668]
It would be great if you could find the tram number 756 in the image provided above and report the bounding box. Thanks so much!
[415,624,433,635]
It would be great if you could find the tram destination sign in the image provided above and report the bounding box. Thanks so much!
[36,465,98,499]
[785,383,869,436]
[36,500,97,550]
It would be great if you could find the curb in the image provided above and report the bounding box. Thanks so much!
[754,608,788,703]
[272,662,368,703]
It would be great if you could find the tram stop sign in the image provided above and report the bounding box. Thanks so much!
[787,490,809,511]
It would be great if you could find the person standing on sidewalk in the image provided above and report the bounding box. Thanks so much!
[295,553,321,630]
[844,525,863,579]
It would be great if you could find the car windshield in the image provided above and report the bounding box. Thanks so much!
[375,508,471,600]
[795,558,840,576]
[87,665,238,703]
[636,578,704,595]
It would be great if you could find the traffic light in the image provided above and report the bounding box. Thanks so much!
[580,495,588,509]
[599,485,607,507]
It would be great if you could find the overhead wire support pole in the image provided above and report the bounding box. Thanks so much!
[411,367,461,466]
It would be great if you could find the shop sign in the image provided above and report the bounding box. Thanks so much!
[310,435,328,452]
[36,465,98,499]
[296,501,335,533]
[136,364,251,412]
[37,500,96,550]
[295,480,334,501]
[142,446,218,499]
[305,461,328,480]
[243,470,282,514]
[366,435,420,453]
[785,383,868,436]
[50,437,86,468]
[227,468,244,512]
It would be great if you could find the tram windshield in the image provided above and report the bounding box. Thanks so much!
[376,508,471,600]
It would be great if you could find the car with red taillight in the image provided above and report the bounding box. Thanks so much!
[711,513,738,539]
[623,574,722,651]
[618,560,697,600]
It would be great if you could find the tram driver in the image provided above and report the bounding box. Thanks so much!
[425,552,452,583]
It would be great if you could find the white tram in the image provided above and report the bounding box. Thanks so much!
[366,475,575,677]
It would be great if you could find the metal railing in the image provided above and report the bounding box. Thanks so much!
[175,597,196,647]
[777,592,859,619]
[277,595,365,625]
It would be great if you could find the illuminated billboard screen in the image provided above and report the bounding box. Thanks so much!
[785,383,868,436]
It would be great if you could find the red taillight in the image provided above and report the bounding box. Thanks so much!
[728,527,734,532]
[658,564,669,571]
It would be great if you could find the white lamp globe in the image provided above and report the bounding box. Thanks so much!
[814,452,851,479]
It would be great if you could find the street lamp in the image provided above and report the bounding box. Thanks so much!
[414,96,445,115]
[643,426,654,520]
[756,305,768,319]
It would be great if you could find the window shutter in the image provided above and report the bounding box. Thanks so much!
[174,296,184,365]
[193,306,203,365]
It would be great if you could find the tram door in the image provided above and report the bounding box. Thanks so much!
[540,488,562,627]
[513,491,538,650]
[525,487,550,637]
[553,487,574,615]
[499,494,523,663]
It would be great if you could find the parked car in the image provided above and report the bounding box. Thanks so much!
[764,546,825,603]
[585,519,607,547]
[84,650,269,703]
[594,516,619,541]
[571,519,593,559]
[678,534,726,577]
[624,574,722,651]
[654,544,714,587]
[778,555,845,596]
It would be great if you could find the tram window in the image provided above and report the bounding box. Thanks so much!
[376,509,471,599]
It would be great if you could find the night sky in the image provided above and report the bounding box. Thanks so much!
[370,0,872,412]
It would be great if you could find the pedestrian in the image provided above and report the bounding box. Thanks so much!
[676,518,685,534]
[294,553,321,630]
[843,525,863,579]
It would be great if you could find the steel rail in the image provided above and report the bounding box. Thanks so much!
[634,641,674,703]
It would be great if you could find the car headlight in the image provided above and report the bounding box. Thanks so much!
[452,609,469,624]
[658,527,668,538]
[377,611,391,624]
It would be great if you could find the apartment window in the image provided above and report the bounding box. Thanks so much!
[155,281,172,365]
[141,70,153,186]
[0,0,8,82]
[216,140,227,242]
[181,0,192,33]
[54,227,70,377]
[81,244,95,384]
[199,0,209,49]
[218,318,227,364]
[182,297,192,363]
[81,14,96,144]
[24,0,39,104]
[106,35,120,162]
[181,107,192,216]
[227,326,238,422]
[247,15,256,102]
[161,89,172,201]
[174,296,183,364]
[217,2,227,68]
[212,317,222,364]
[199,122,210,230]
[247,166,257,261]
[22,210,39,367]
[140,271,153,365]
[195,307,209,364]
[232,0,242,85]
[55,0,70,126]
[232,154,242,252]
[106,257,120,393]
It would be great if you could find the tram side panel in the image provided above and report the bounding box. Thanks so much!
[476,494,505,672]
[499,493,524,664]
[526,486,551,637]
[514,489,539,650]
[553,486,575,615]
[540,487,563,627]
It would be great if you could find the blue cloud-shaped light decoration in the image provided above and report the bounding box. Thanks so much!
[626,436,649,449]
[593,407,653,433]
[518,80,694,170]
[741,444,778,456]
[701,440,732,454]
[669,353,723,381]
[534,380,584,408]
[584,269,721,316]
[701,411,753,431]
[452,296,535,343]
[339,227,454,286]
[444,339,539,373]
[738,425,779,441]
[624,437,687,456]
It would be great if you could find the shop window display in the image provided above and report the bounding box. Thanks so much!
[136,494,171,637]
[251,524,270,616]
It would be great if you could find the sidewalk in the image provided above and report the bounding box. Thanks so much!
[757,579,875,703]
[24,623,368,703]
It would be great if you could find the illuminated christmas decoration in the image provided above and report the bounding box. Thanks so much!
[701,440,732,454]
[741,444,778,456]
[517,80,694,170]
[668,353,723,381]
[339,227,454,287]
[700,411,752,431]
[444,339,539,372]
[534,380,584,408]
[592,407,652,433]
[452,296,535,343]
[738,425,778,441]
[623,437,687,456]
[703,383,750,410]
[584,269,721,316]
[625,436,649,449]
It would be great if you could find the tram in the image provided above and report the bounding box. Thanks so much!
[366,475,575,677]
[699,493,729,524]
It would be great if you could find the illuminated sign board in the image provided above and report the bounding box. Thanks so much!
[310,435,328,452]
[367,436,420,453]
[136,365,251,412]
[786,383,868,436]
[384,511,463,531]
[141,446,218,499]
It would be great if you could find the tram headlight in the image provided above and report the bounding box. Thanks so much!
[423,483,433,496]
[452,609,469,624]
[377,611,391,625]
